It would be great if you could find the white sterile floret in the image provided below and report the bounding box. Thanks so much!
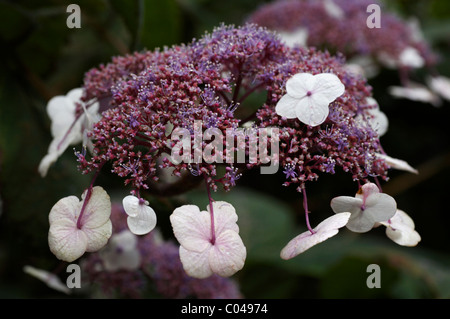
[99,230,141,271]
[276,73,345,127]
[278,28,308,48]
[376,153,418,174]
[379,210,421,247]
[280,212,351,260]
[330,182,397,233]
[23,265,71,294]
[427,76,450,101]
[122,195,157,235]
[38,88,100,177]
[398,47,425,69]
[356,97,388,137]
[389,83,441,107]
[48,186,112,262]
[170,201,246,279]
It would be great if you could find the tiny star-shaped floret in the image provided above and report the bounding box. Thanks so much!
[122,195,157,235]
[48,186,112,262]
[170,201,246,279]
[280,212,351,260]
[330,182,397,233]
[275,73,345,127]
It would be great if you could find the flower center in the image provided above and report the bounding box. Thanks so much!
[306,90,312,96]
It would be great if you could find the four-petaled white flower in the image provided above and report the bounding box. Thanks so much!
[99,229,141,271]
[170,201,246,279]
[38,88,100,177]
[48,186,112,262]
[23,265,71,294]
[280,212,351,260]
[122,195,157,235]
[276,73,345,127]
[331,182,397,233]
[376,153,418,174]
[379,209,421,247]
[278,27,308,48]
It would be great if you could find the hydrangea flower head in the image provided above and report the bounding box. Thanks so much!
[330,182,397,233]
[48,186,112,262]
[170,201,246,279]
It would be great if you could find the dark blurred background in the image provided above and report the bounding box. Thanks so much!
[0,0,449,298]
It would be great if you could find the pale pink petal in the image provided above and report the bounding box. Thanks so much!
[399,47,424,68]
[170,205,211,252]
[209,229,247,277]
[280,213,350,260]
[428,76,450,101]
[79,186,111,229]
[48,221,88,262]
[84,220,112,252]
[122,195,141,217]
[208,201,239,234]
[48,195,80,225]
[275,94,301,119]
[179,245,213,279]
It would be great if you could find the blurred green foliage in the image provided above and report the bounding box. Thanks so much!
[0,0,450,299]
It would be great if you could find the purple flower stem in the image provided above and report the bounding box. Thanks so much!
[204,175,216,245]
[76,164,103,229]
[302,188,315,234]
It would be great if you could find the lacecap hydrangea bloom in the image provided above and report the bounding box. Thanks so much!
[39,23,421,285]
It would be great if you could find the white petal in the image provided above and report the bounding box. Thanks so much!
[364,193,397,223]
[127,205,157,235]
[280,213,350,260]
[48,195,80,225]
[275,94,302,119]
[399,47,425,68]
[311,73,345,103]
[123,195,143,217]
[209,229,246,277]
[376,153,418,174]
[330,196,362,215]
[110,229,139,251]
[428,76,450,101]
[79,186,111,229]
[286,73,314,98]
[295,96,329,127]
[23,266,71,295]
[38,150,59,177]
[170,205,211,251]
[179,245,213,279]
[66,88,84,102]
